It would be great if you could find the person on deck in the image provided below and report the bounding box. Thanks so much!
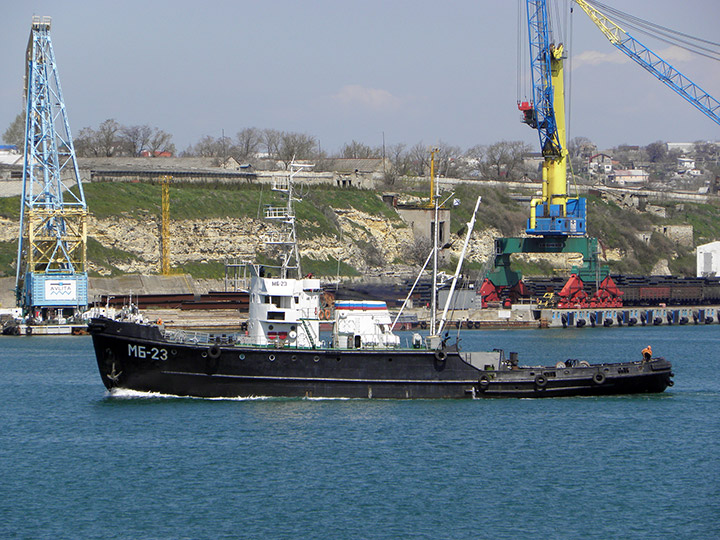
[642,345,652,361]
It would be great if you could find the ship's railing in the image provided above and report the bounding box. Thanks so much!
[264,232,294,245]
[161,327,433,352]
[264,206,293,219]
[272,178,290,192]
[161,328,244,346]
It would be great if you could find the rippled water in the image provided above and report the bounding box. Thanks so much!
[1,325,718,539]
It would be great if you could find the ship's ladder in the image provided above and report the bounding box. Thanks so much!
[299,318,317,349]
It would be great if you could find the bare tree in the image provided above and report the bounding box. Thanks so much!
[74,119,120,157]
[485,140,530,180]
[261,129,282,159]
[464,144,486,176]
[148,128,175,155]
[386,143,408,175]
[74,127,97,156]
[567,136,595,159]
[694,141,720,167]
[192,135,222,157]
[434,141,462,177]
[74,120,174,157]
[341,140,378,159]
[234,127,262,161]
[408,143,430,176]
[120,124,153,156]
[96,119,121,157]
[277,131,316,166]
[405,237,433,265]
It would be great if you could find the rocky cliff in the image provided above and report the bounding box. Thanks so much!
[1,207,603,280]
[88,208,502,276]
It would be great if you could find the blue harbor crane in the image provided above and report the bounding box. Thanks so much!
[15,16,89,319]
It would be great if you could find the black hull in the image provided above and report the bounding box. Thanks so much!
[89,318,674,399]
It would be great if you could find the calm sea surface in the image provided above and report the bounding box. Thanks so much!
[1,325,718,540]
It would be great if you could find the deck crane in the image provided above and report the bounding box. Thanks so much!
[574,0,720,127]
[15,16,89,319]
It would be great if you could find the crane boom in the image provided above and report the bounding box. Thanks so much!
[524,0,562,156]
[574,0,720,127]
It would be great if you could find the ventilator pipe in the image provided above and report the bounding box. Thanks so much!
[529,198,543,229]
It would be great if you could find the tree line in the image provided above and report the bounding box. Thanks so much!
[4,112,716,182]
[1,113,175,158]
[181,127,535,182]
[0,112,535,180]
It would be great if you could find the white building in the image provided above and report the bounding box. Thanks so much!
[697,241,720,277]
[610,169,648,186]
[667,142,695,154]
[0,145,22,166]
[678,157,695,170]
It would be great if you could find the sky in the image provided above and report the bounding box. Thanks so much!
[1,0,719,155]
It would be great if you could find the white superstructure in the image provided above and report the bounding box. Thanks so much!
[247,267,323,348]
[333,300,400,349]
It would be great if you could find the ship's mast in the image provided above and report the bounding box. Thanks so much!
[264,162,307,278]
[430,149,440,335]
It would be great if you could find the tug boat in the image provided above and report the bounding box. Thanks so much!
[88,165,673,399]
[88,299,673,399]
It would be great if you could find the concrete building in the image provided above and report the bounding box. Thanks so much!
[589,153,613,174]
[395,204,451,248]
[0,145,22,175]
[610,169,649,187]
[655,225,694,248]
[667,142,696,154]
[697,241,720,277]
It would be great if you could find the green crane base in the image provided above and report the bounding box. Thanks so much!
[486,236,608,288]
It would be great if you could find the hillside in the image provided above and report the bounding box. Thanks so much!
[0,180,717,280]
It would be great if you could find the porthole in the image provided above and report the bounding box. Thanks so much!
[239,353,245,360]
[171,349,177,355]
[201,352,208,358]
[291,355,297,362]
[313,355,320,362]
[269,354,276,362]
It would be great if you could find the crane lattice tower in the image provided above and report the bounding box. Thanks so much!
[15,16,89,316]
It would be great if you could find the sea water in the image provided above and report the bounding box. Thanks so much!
[1,325,718,540]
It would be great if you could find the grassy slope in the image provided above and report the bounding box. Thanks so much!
[0,240,17,278]
[86,237,141,276]
[1,181,718,278]
[83,182,399,278]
